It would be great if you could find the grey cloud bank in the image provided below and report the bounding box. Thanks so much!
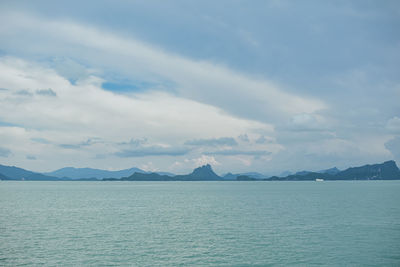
[0,147,11,157]
[185,137,238,147]
[36,88,57,97]
[115,147,190,158]
[205,150,271,156]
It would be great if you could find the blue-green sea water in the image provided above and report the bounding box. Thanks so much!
[1,181,400,266]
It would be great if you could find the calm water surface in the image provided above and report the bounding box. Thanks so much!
[1,181,399,266]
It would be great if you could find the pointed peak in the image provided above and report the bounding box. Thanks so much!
[382,160,399,170]
[383,160,396,165]
[191,164,220,179]
[193,164,212,171]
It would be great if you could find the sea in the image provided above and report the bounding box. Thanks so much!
[1,181,399,266]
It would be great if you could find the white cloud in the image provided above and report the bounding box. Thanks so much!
[231,156,253,167]
[0,146,11,157]
[140,162,157,172]
[193,155,220,168]
[386,116,400,133]
[287,113,329,132]
[0,11,326,124]
[385,136,400,161]
[0,56,273,171]
[0,57,269,138]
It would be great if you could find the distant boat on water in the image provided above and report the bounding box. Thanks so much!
[315,178,324,182]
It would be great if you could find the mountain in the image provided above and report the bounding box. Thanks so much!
[267,172,333,181]
[240,172,268,179]
[223,171,267,180]
[334,160,400,180]
[0,164,62,181]
[105,164,222,181]
[174,164,221,181]
[265,161,400,181]
[44,166,147,179]
[155,171,175,176]
[222,172,237,180]
[109,172,172,181]
[2,160,400,182]
[294,170,312,176]
[276,167,340,179]
[0,172,9,180]
[236,175,257,181]
[318,167,340,175]
[279,171,293,177]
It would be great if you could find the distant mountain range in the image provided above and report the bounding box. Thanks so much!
[223,167,340,180]
[0,164,62,181]
[264,161,400,181]
[222,172,268,180]
[0,164,175,180]
[104,164,221,181]
[318,167,340,175]
[1,160,400,181]
[44,166,147,179]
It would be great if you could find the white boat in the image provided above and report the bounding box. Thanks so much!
[315,178,324,182]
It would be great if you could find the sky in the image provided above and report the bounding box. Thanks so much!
[0,0,399,175]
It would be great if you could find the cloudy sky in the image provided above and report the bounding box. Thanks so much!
[0,0,399,175]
